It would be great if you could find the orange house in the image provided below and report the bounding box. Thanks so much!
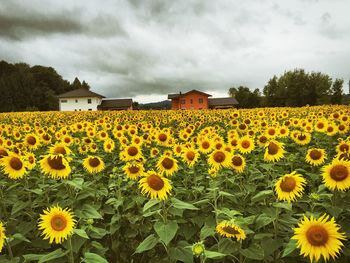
[168,90,212,110]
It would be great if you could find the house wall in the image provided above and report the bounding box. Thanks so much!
[59,97,102,111]
[171,92,209,110]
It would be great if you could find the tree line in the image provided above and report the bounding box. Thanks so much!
[229,69,348,108]
[0,60,90,112]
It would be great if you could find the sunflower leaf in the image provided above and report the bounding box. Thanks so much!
[171,198,199,210]
[154,221,178,245]
[83,252,108,263]
[134,234,159,254]
[282,239,297,257]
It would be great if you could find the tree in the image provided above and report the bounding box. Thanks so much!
[230,86,261,108]
[330,78,344,104]
[71,77,82,90]
[81,81,90,90]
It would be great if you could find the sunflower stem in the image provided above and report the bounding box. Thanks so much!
[5,239,13,260]
[68,237,74,263]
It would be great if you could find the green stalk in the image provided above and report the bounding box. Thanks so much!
[5,239,13,260]
[68,238,74,263]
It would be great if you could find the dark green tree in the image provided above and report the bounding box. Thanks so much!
[330,78,344,104]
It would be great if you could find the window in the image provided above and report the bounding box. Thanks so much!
[75,99,78,103]
[190,99,193,104]
[181,99,186,104]
[199,98,203,104]
[88,99,92,104]
[61,99,67,103]
[74,109,77,111]
[88,109,92,111]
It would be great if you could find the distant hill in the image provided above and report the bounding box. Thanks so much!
[138,100,171,110]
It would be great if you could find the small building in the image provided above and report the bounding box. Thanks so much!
[57,88,105,111]
[98,98,133,111]
[168,89,238,110]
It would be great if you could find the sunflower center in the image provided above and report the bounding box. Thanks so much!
[10,157,23,170]
[186,151,195,161]
[64,138,71,143]
[339,144,349,152]
[309,150,321,160]
[241,140,250,149]
[259,136,267,143]
[268,129,275,135]
[127,146,138,156]
[27,136,36,145]
[147,174,164,191]
[54,147,66,155]
[267,142,279,155]
[306,225,329,246]
[280,176,296,192]
[158,134,167,142]
[161,157,174,169]
[0,149,8,158]
[222,226,240,235]
[202,141,210,149]
[89,157,100,167]
[213,151,225,163]
[298,134,306,141]
[330,165,348,181]
[48,156,66,170]
[50,215,67,231]
[339,153,350,161]
[327,127,333,133]
[129,166,140,174]
[232,156,243,166]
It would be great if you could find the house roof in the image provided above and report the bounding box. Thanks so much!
[168,89,212,99]
[57,88,105,98]
[209,97,239,106]
[98,98,133,109]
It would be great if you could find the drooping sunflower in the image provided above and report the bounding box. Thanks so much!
[38,205,76,244]
[208,150,231,170]
[83,156,105,174]
[321,159,350,191]
[264,140,285,162]
[230,154,246,173]
[156,155,178,176]
[139,171,172,200]
[216,220,246,241]
[1,154,27,179]
[291,214,346,263]
[237,136,255,154]
[0,221,6,253]
[275,171,306,202]
[305,148,327,166]
[123,162,144,180]
[40,154,71,179]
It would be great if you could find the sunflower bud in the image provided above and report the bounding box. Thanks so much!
[192,242,205,257]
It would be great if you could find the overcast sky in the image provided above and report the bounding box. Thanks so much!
[1,0,349,102]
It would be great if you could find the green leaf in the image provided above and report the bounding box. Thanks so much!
[273,202,292,211]
[205,251,227,259]
[240,244,264,260]
[282,239,297,257]
[38,248,68,263]
[77,204,102,219]
[11,201,29,215]
[134,234,159,254]
[154,221,178,245]
[218,238,240,254]
[74,229,89,239]
[261,238,282,257]
[200,225,215,239]
[168,247,193,263]
[143,199,160,213]
[171,198,199,210]
[255,214,274,229]
[83,252,108,263]
[251,190,273,203]
[65,178,84,190]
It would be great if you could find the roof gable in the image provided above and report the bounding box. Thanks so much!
[209,97,239,106]
[168,89,212,99]
[99,98,133,109]
[57,88,105,98]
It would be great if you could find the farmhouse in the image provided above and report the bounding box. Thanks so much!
[57,88,133,111]
[168,89,238,110]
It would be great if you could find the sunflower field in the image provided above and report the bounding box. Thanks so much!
[0,106,349,263]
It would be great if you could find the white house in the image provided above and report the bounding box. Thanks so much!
[57,88,105,111]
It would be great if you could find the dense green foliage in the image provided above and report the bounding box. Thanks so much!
[0,61,90,112]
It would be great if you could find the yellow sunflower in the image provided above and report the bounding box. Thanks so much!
[292,214,346,263]
[0,221,6,253]
[264,140,285,162]
[275,171,306,202]
[208,150,231,169]
[120,144,142,161]
[38,205,76,244]
[123,162,144,180]
[305,148,327,166]
[103,138,115,153]
[48,143,71,156]
[230,154,246,173]
[182,148,199,167]
[83,156,105,174]
[139,171,172,200]
[237,136,255,154]
[1,154,27,179]
[156,155,178,176]
[292,132,312,146]
[216,220,246,241]
[24,133,40,150]
[40,154,71,179]
[321,159,350,191]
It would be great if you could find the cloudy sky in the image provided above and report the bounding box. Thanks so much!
[1,0,349,102]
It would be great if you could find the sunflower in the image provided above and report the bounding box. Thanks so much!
[156,155,178,176]
[208,150,231,169]
[123,162,144,180]
[139,171,172,200]
[120,144,142,161]
[103,138,115,153]
[237,136,255,154]
[49,143,71,156]
[198,138,213,154]
[230,154,246,173]
[150,147,159,157]
[336,140,350,154]
[24,133,40,150]
[192,241,205,257]
[291,214,346,262]
[1,154,27,179]
[83,156,105,174]
[38,205,76,244]
[264,140,285,162]
[293,132,312,145]
[275,171,306,202]
[25,152,36,170]
[40,154,71,179]
[305,148,327,166]
[0,221,6,253]
[216,220,246,241]
[321,159,350,191]
[182,148,199,167]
